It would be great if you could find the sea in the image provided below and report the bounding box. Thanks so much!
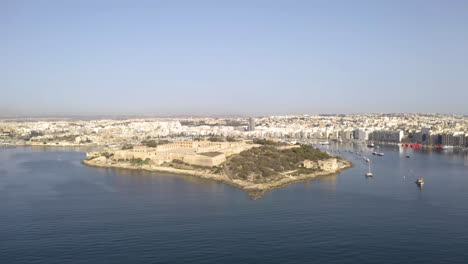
[1,144,467,264]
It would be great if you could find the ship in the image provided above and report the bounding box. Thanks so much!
[367,143,375,148]
[319,141,330,145]
[376,152,384,156]
[415,177,424,187]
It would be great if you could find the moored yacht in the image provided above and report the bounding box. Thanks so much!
[415,177,424,186]
[365,161,373,177]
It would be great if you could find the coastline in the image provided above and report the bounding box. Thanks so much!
[83,158,353,196]
[0,142,98,147]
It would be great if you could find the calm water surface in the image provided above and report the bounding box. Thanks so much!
[1,145,467,264]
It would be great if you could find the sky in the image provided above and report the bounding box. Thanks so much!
[2,0,468,116]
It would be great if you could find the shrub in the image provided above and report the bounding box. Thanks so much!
[252,138,285,146]
[129,158,150,166]
[225,144,331,183]
[101,152,114,159]
[208,137,225,142]
[141,140,158,148]
[121,144,134,150]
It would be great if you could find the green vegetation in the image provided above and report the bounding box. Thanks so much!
[141,139,170,148]
[141,140,158,147]
[121,144,134,150]
[86,155,97,161]
[30,131,44,138]
[252,138,287,146]
[225,144,331,183]
[226,136,237,142]
[54,135,78,142]
[80,138,92,144]
[101,152,114,159]
[129,158,151,166]
[208,137,225,142]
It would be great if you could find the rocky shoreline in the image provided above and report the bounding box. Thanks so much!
[83,158,353,197]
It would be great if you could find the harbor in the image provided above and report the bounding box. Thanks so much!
[282,139,468,191]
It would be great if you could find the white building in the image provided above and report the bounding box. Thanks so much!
[370,130,404,143]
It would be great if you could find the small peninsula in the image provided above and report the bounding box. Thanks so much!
[83,139,351,195]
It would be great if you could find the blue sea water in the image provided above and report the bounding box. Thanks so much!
[1,144,467,264]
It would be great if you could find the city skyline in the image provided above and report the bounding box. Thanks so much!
[3,0,468,115]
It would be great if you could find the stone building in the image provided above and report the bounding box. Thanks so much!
[303,158,338,172]
[99,140,253,167]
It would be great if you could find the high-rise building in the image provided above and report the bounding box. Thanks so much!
[248,117,255,131]
[370,130,404,142]
[441,133,455,146]
[420,127,431,143]
[453,133,465,146]
[354,129,369,141]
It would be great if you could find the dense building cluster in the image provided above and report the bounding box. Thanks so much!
[0,113,467,148]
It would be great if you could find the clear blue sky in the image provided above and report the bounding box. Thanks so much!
[2,0,468,116]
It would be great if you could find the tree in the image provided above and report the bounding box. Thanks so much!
[121,144,134,150]
[208,137,225,142]
[142,140,158,148]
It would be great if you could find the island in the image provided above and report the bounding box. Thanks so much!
[83,139,352,197]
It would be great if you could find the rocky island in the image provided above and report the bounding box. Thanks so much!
[83,139,351,197]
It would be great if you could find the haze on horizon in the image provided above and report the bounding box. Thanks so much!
[2,0,468,116]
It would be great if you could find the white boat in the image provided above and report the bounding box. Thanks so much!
[367,143,375,148]
[365,162,373,177]
[415,177,424,186]
[319,141,330,145]
[377,152,384,156]
[364,157,370,162]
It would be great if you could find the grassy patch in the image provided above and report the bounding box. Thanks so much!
[129,158,151,166]
[225,144,331,183]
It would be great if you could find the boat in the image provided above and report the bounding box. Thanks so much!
[436,145,454,151]
[364,157,370,162]
[319,141,330,145]
[415,177,424,186]
[372,152,377,155]
[367,143,375,148]
[377,152,384,156]
[402,143,421,149]
[365,162,373,177]
[405,155,410,158]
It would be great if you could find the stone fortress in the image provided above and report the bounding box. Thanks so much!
[88,140,255,167]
